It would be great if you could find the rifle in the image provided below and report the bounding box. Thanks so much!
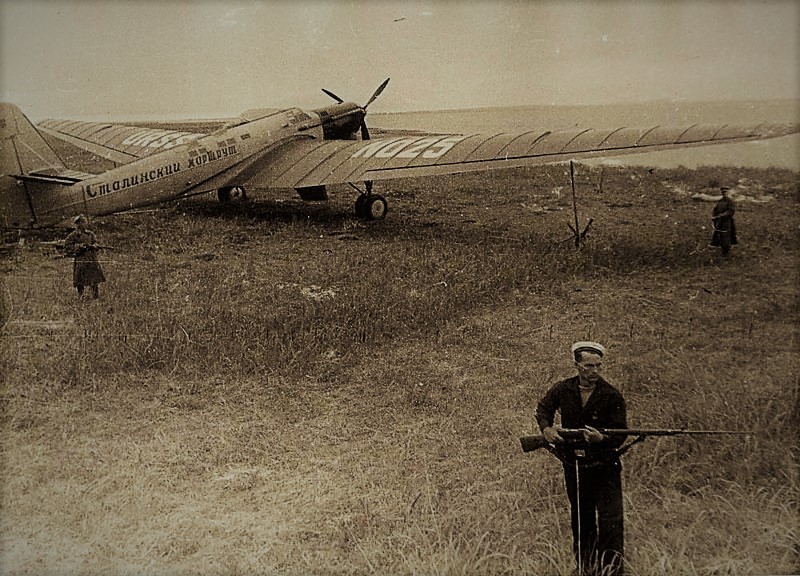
[50,242,113,252]
[69,244,114,256]
[520,428,749,454]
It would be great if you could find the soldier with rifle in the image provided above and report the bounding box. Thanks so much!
[64,214,107,300]
[528,341,748,576]
[535,341,626,576]
[710,185,737,256]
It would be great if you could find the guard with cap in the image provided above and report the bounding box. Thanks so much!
[64,214,106,299]
[710,186,737,256]
[536,341,627,576]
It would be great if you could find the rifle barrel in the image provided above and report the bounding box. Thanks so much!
[600,429,748,436]
[520,428,748,454]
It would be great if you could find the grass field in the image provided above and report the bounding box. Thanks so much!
[2,158,798,575]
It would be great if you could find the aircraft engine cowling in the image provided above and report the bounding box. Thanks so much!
[312,103,365,140]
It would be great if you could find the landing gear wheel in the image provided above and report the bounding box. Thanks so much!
[357,194,388,220]
[217,186,247,203]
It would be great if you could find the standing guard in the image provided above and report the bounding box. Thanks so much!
[535,341,626,576]
[64,214,106,299]
[710,186,737,256]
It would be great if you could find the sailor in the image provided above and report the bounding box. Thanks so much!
[64,214,106,299]
[536,341,627,576]
[710,186,738,256]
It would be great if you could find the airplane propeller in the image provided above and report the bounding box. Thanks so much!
[321,88,343,104]
[364,77,390,110]
[321,78,390,219]
[321,78,390,140]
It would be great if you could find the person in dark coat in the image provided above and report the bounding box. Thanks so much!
[64,214,106,299]
[536,341,627,576]
[710,186,737,256]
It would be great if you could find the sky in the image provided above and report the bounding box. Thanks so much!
[1,0,798,121]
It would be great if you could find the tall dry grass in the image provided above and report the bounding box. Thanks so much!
[2,163,798,575]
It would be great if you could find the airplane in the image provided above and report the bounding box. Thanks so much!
[2,78,798,232]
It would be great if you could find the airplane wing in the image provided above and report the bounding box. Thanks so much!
[36,118,206,164]
[33,113,798,191]
[240,123,798,190]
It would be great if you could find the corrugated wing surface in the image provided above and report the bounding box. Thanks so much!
[243,122,798,189]
[37,119,205,163]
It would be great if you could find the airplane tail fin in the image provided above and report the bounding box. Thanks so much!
[1,103,68,175]
[1,103,71,231]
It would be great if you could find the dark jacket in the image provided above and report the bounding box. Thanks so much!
[64,229,106,287]
[710,196,737,247]
[536,375,627,463]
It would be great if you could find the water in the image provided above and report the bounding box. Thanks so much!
[372,100,799,169]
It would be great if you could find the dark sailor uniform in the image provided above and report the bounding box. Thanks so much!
[710,194,737,255]
[536,375,627,576]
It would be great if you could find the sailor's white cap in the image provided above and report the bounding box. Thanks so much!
[571,341,606,357]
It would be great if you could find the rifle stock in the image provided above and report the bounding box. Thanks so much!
[519,428,748,453]
[519,435,551,453]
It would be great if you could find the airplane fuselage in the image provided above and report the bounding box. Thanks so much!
[9,106,333,227]
[4,85,797,232]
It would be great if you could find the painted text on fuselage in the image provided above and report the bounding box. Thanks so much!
[188,142,238,168]
[87,162,182,198]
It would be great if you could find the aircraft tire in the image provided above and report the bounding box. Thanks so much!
[363,195,388,220]
[218,186,247,203]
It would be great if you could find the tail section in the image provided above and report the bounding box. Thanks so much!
[1,103,70,230]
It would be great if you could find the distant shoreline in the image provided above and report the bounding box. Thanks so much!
[375,98,800,117]
[28,98,798,125]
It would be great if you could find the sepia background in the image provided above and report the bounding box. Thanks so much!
[2,1,798,119]
[1,1,798,575]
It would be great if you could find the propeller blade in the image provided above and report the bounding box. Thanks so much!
[364,77,390,109]
[360,121,371,141]
[321,88,343,103]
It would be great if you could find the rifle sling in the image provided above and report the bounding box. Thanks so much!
[546,433,651,464]
[616,434,648,457]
